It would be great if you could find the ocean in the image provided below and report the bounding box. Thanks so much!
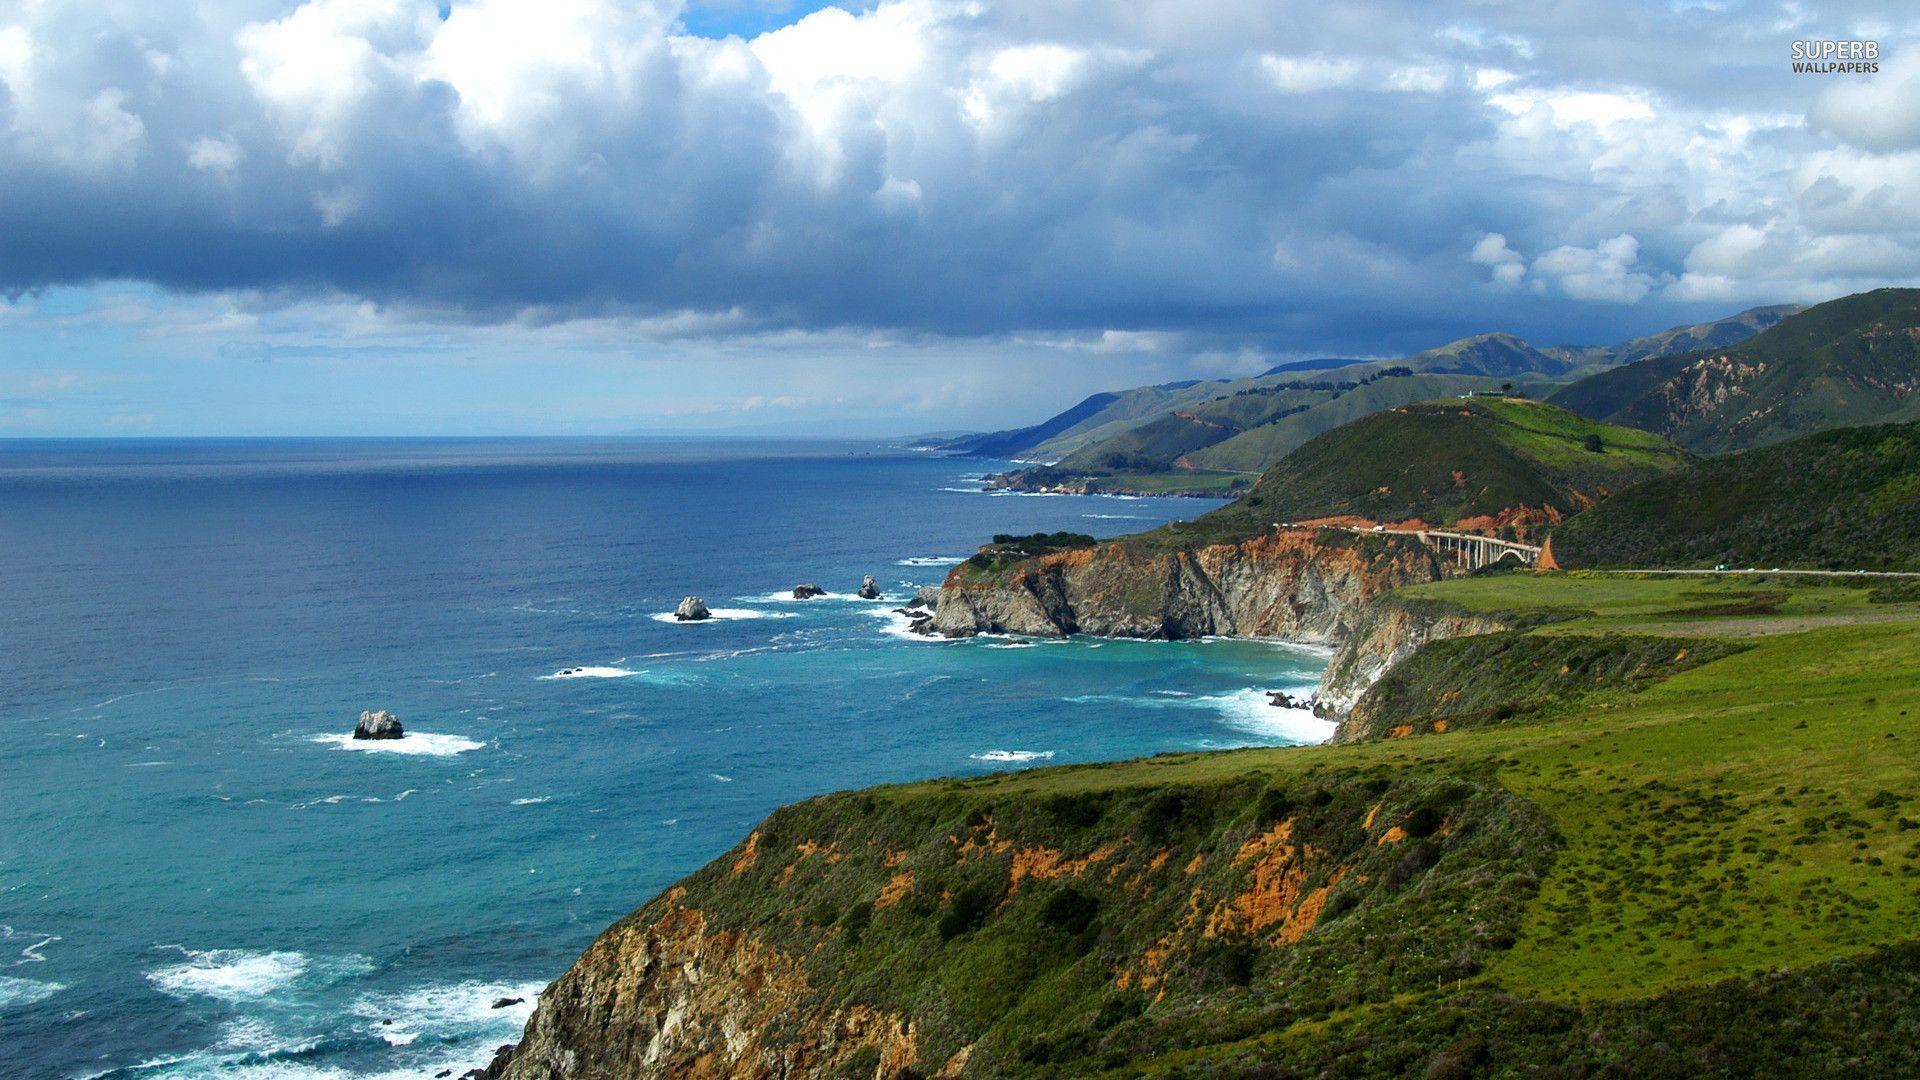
[0,438,1329,1078]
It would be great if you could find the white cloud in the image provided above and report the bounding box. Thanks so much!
[1811,46,1920,153]
[1531,234,1658,302]
[235,0,428,167]
[186,137,243,174]
[1469,233,1527,286]
[0,25,146,171]
[1260,54,1362,94]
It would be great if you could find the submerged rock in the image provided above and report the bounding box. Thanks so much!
[857,574,883,600]
[674,596,711,621]
[792,584,827,599]
[353,710,404,740]
[1267,690,1314,710]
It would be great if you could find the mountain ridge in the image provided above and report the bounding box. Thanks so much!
[1550,289,1920,453]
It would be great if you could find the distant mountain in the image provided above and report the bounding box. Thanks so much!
[1602,304,1802,365]
[1261,357,1364,376]
[1398,332,1569,377]
[1192,398,1690,540]
[1549,420,1920,572]
[1551,289,1920,453]
[923,391,1120,458]
[928,305,1790,473]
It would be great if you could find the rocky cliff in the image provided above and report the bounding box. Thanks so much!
[494,764,1555,1079]
[1315,599,1513,737]
[928,529,1446,645]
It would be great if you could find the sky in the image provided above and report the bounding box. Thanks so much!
[1,0,1917,436]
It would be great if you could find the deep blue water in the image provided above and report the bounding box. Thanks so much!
[0,439,1328,1078]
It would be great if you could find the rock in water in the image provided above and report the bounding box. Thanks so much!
[353,710,404,740]
[674,596,711,621]
[857,574,882,600]
[491,996,525,1009]
[792,584,826,599]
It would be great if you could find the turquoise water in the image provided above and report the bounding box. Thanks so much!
[0,439,1328,1078]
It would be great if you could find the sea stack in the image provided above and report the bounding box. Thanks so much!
[793,583,826,599]
[675,596,712,621]
[857,574,882,600]
[353,710,404,740]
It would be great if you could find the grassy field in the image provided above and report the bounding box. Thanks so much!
[1392,570,1920,636]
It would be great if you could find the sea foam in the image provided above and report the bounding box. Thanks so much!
[1196,687,1335,745]
[312,732,484,757]
[648,607,795,624]
[970,750,1055,763]
[351,977,542,1051]
[146,948,370,1002]
[0,975,65,1010]
[538,665,639,680]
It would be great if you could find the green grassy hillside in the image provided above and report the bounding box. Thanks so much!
[1550,421,1920,572]
[1397,331,1567,376]
[1182,373,1550,473]
[514,573,1920,1077]
[1179,398,1688,543]
[1552,288,1920,453]
[993,375,1564,497]
[1052,385,1341,472]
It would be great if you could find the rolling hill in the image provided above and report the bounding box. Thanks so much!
[1180,397,1691,544]
[1548,420,1920,572]
[1551,288,1920,453]
[1396,331,1568,376]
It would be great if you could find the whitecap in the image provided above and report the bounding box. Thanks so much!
[0,975,64,1010]
[1193,687,1335,745]
[538,665,639,680]
[984,641,1038,649]
[896,555,967,566]
[744,591,887,604]
[648,607,796,624]
[710,773,733,783]
[1058,685,1331,744]
[312,732,484,757]
[511,796,552,806]
[1083,513,1148,519]
[146,947,369,1001]
[868,607,951,643]
[351,977,543,1052]
[971,750,1056,763]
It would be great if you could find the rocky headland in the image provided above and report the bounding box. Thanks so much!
[924,528,1444,648]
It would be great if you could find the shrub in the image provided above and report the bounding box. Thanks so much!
[1039,885,1102,936]
[938,883,999,940]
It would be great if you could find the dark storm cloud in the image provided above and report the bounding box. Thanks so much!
[1,0,1917,354]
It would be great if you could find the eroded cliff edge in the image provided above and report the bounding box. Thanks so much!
[926,528,1446,645]
[495,766,1554,1079]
